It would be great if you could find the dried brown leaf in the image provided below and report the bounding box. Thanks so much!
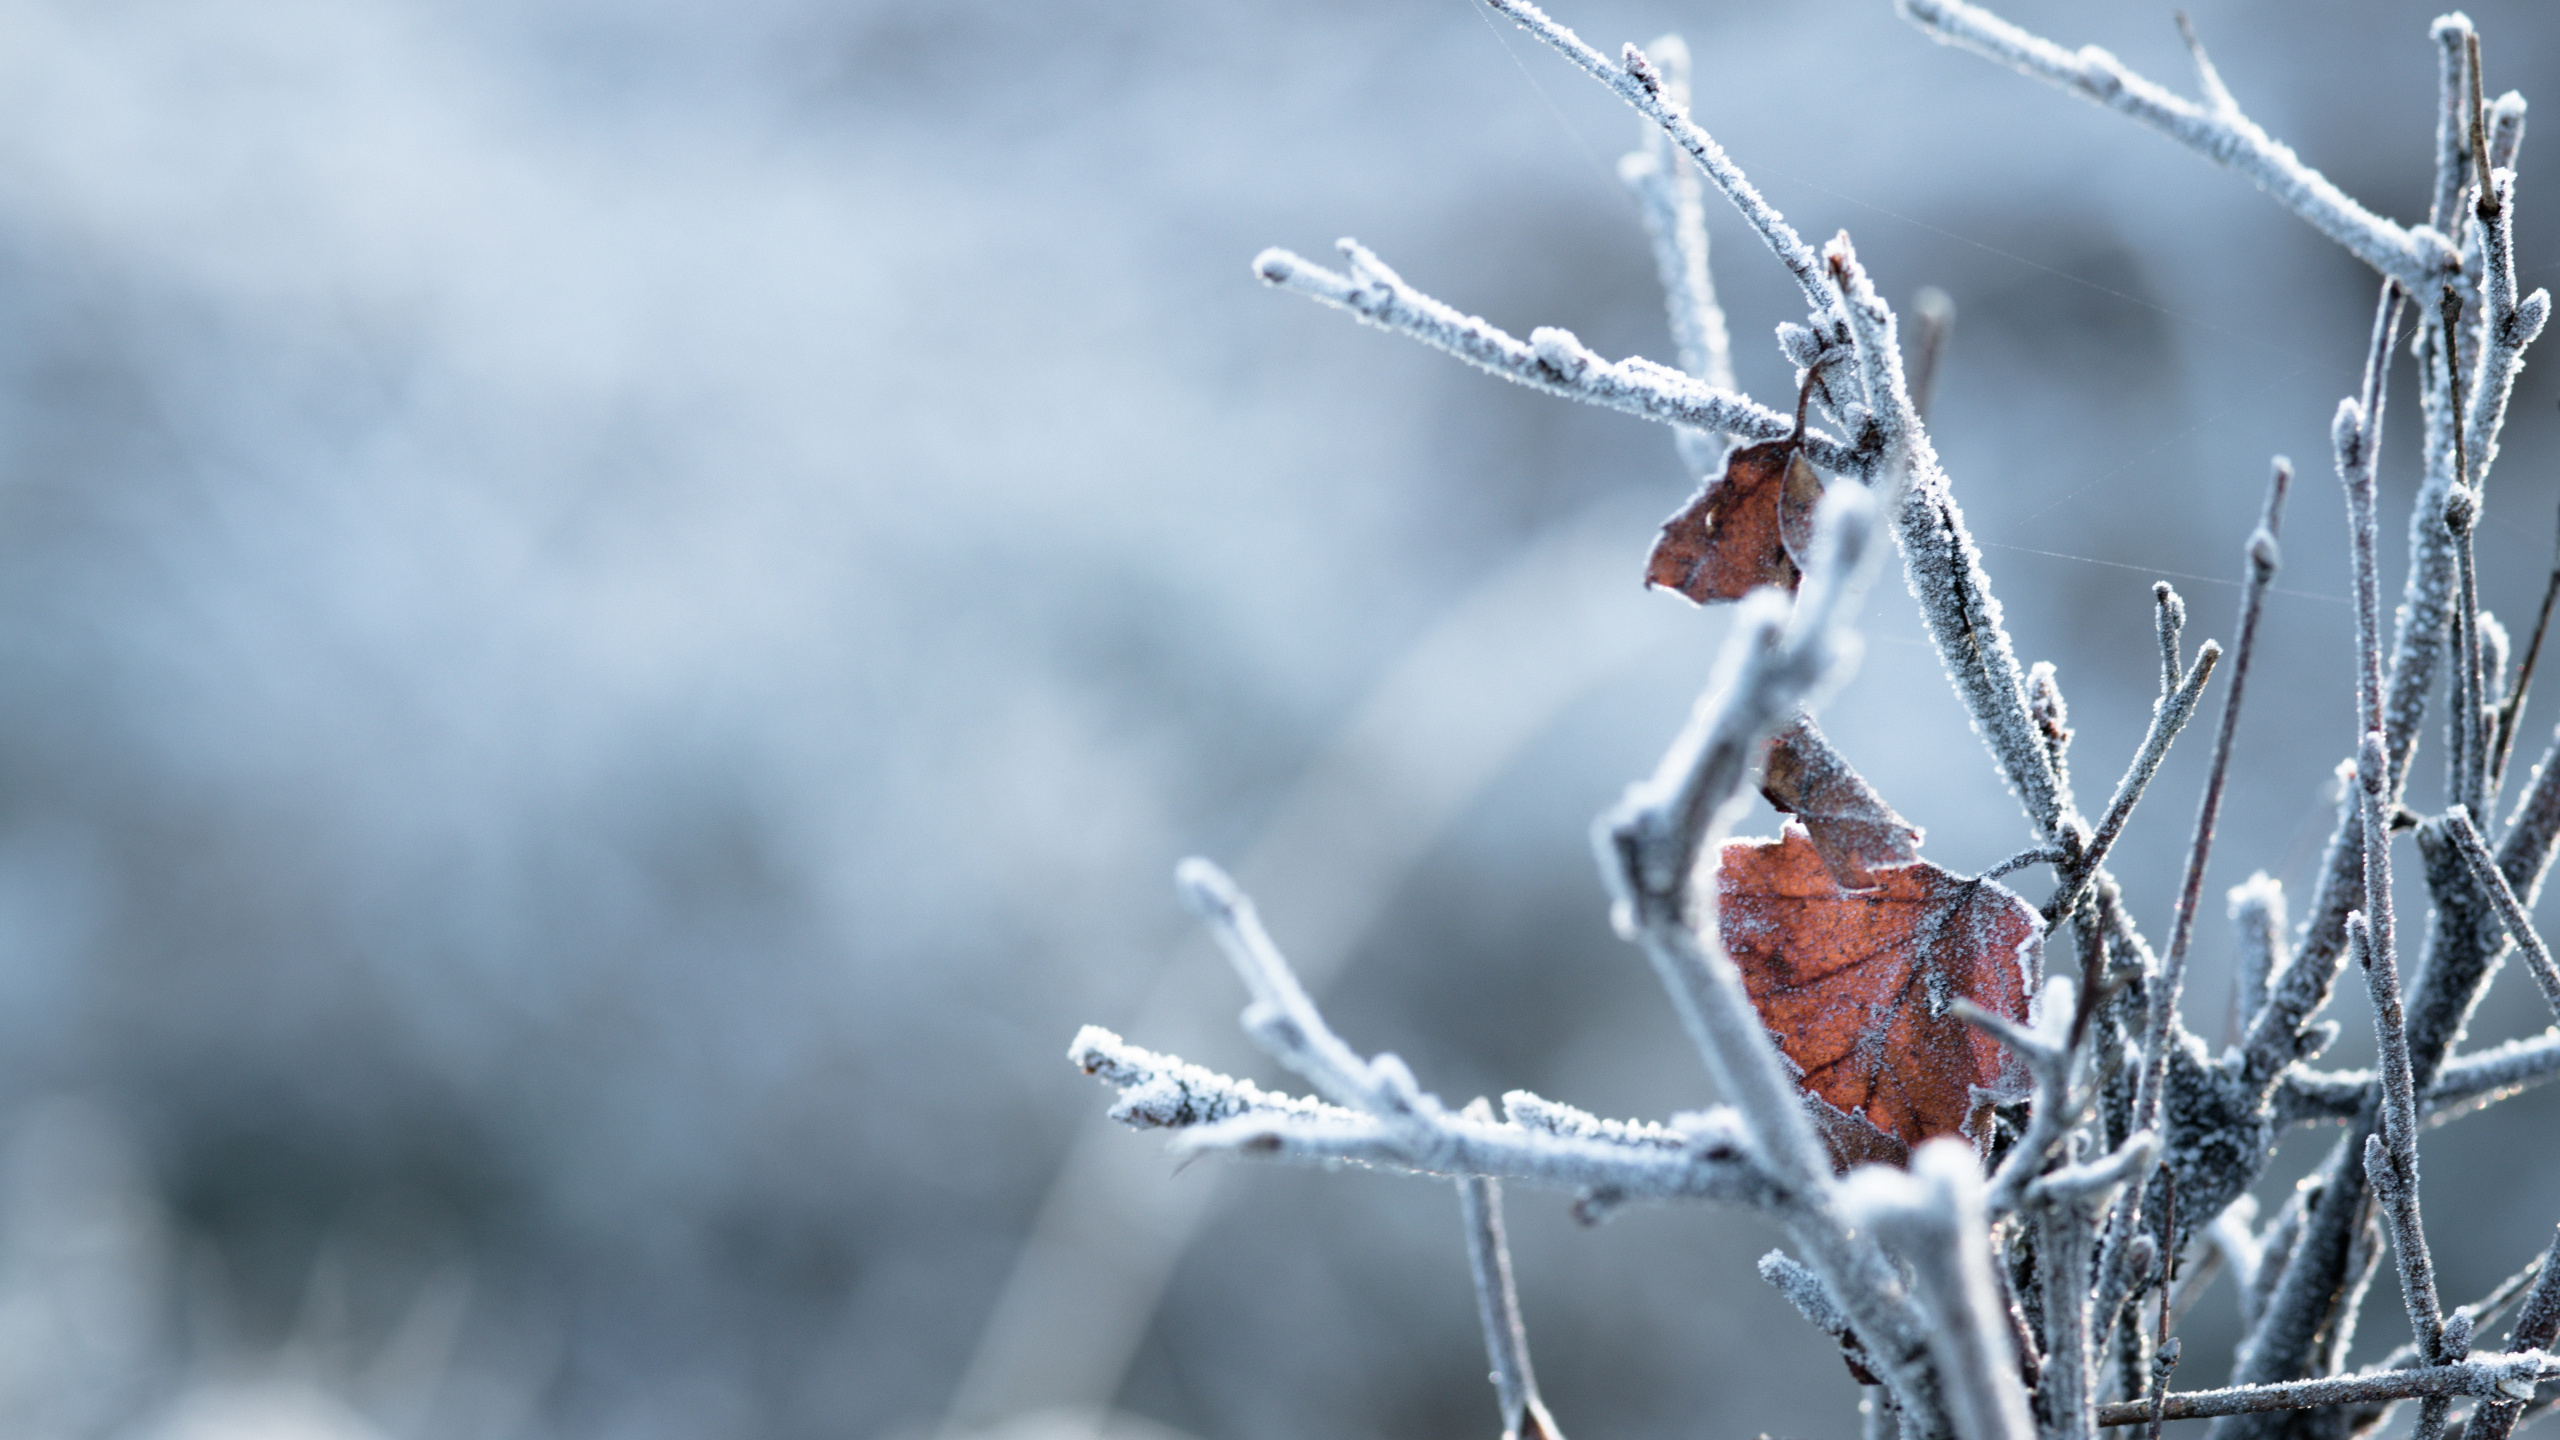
[1716,824,2038,1166]
[1760,717,1924,889]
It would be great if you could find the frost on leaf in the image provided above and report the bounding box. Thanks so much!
[1759,718,1924,888]
[1715,823,2037,1168]
[1645,440,1826,602]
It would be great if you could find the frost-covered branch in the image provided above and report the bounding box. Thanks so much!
[2089,1353,2557,1427]
[1897,0,2456,289]
[2350,760,2452,1370]
[2456,146,2551,500]
[1616,34,1734,481]
[1823,235,2073,843]
[1070,992,1780,1208]
[1459,1170,1562,1440]
[1841,1144,2038,1440]
[1482,0,1831,309]
[2277,1030,2560,1125]
[1252,242,1871,474]
[1596,489,1875,1194]
[2442,807,2560,1019]
[2050,613,2218,924]
[1961,977,2079,1217]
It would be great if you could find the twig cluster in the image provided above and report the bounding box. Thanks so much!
[1071,5,2560,1439]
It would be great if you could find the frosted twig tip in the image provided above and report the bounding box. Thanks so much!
[1175,856,1244,920]
[1252,248,1296,284]
[2333,396,2366,460]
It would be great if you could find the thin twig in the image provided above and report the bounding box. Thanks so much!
[2450,483,2490,819]
[2092,1354,2556,1426]
[1841,1144,2039,1440]
[1823,235,2072,843]
[1617,33,1735,481]
[2431,16,2476,237]
[1253,242,1869,474]
[2470,1228,2560,1440]
[2439,808,2560,1019]
[1485,0,1834,309]
[2046,637,2221,925]
[2137,460,2289,1141]
[1898,0,2456,288]
[1908,287,1954,426]
[2276,1031,2560,1125]
[2490,499,2560,791]
[2351,882,2449,1371]
[1459,1167,1562,1440]
[2458,43,2548,501]
[1070,1027,1779,1205]
[2172,11,2236,117]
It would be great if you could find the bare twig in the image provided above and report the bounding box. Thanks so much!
[2093,1354,2555,1427]
[2137,460,2289,1140]
[2351,892,2449,1373]
[1253,242,1869,474]
[1071,1027,1781,1206]
[1908,287,1955,426]
[1962,976,2081,1217]
[2172,11,2236,118]
[1460,1168,1562,1440]
[1897,0,2457,288]
[1841,1143,2040,1440]
[1826,237,2071,842]
[2450,483,2491,818]
[1616,33,1735,481]
[1484,0,1834,310]
[2227,873,2287,1046]
[2156,581,2188,700]
[2046,637,2220,925]
[2431,16,2476,238]
[2456,69,2551,505]
[2440,808,2560,1019]
[2284,281,2406,979]
[2490,501,2560,791]
[2277,1031,2560,1125]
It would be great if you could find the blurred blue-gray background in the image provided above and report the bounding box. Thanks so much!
[0,1,2554,1438]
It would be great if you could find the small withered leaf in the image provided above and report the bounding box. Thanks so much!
[1759,718,1923,889]
[1646,438,1802,602]
[1716,824,2037,1168]
[1646,358,1834,603]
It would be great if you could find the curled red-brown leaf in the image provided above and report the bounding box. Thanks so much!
[1760,718,1924,889]
[1645,361,1832,603]
[1715,823,2037,1168]
[1645,439,1826,602]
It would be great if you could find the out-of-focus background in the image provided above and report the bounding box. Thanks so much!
[0,1,2555,1437]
